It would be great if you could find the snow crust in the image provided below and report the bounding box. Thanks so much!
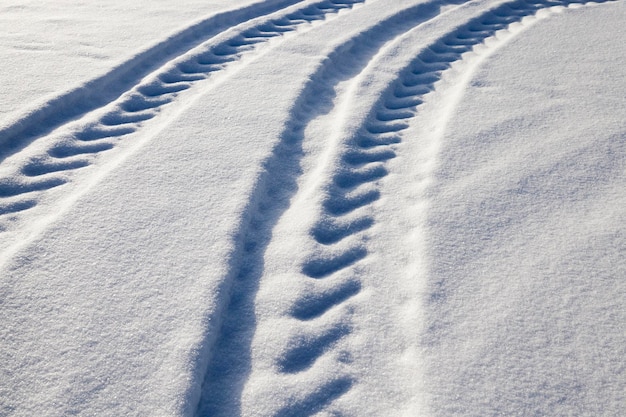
[0,0,624,416]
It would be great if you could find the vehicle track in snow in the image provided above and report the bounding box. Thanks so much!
[299,0,618,413]
[193,1,471,415]
[302,0,618,288]
[0,0,615,415]
[0,0,366,256]
[0,0,338,158]
[196,0,616,415]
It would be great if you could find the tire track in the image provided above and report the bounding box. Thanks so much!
[193,1,474,415]
[270,0,615,414]
[0,0,365,239]
[0,0,302,159]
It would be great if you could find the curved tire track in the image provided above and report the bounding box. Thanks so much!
[0,0,305,158]
[0,0,614,415]
[242,0,617,415]
[195,1,478,415]
[0,0,366,239]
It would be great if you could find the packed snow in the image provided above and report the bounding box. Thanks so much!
[0,0,624,416]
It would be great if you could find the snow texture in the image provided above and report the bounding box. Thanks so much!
[0,0,624,416]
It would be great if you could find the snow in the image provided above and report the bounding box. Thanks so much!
[421,5,626,415]
[0,0,624,416]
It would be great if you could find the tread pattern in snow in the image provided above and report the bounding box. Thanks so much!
[259,0,618,415]
[0,0,366,229]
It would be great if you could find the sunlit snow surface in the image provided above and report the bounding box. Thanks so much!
[0,0,624,416]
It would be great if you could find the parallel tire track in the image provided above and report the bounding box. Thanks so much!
[0,0,365,234]
[262,0,615,415]
[194,1,477,415]
[0,0,306,157]
[302,0,612,278]
[1,0,613,415]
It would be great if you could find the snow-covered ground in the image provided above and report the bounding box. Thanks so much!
[1,0,624,416]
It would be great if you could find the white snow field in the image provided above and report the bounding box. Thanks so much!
[0,0,624,416]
